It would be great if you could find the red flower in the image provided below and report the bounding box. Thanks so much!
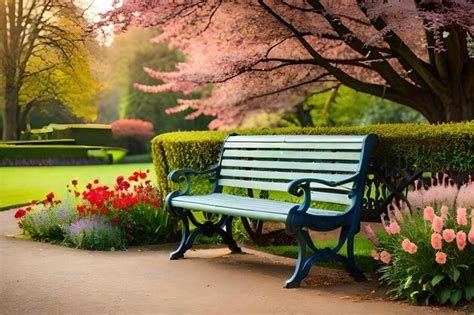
[46,192,54,200]
[126,232,133,239]
[116,176,124,185]
[25,207,32,211]
[101,208,109,215]
[146,169,150,173]
[14,209,26,219]
[113,216,121,222]
[31,200,37,205]
[139,172,147,179]
[77,205,86,215]
[71,179,78,186]
[125,222,132,228]
[128,175,138,182]
[91,209,97,215]
[86,183,92,190]
[74,191,80,197]
[94,179,99,184]
[54,200,61,205]
[153,201,160,208]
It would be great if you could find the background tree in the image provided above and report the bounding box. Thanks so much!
[0,0,97,140]
[105,1,474,129]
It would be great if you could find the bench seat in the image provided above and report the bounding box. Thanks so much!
[171,193,342,222]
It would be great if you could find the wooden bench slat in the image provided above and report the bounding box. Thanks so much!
[220,169,354,189]
[227,135,366,143]
[218,178,352,205]
[221,159,359,172]
[223,149,361,160]
[171,194,343,222]
[224,141,362,150]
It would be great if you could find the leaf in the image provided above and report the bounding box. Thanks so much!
[457,264,469,270]
[465,285,474,301]
[431,274,446,287]
[404,275,413,289]
[450,290,462,306]
[452,269,460,282]
[439,288,451,304]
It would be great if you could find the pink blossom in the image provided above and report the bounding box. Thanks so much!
[435,252,447,265]
[389,221,401,235]
[456,231,467,251]
[440,205,449,219]
[393,206,404,223]
[469,209,474,245]
[371,250,380,260]
[431,233,442,250]
[364,224,379,246]
[401,238,417,254]
[423,207,435,221]
[431,216,443,233]
[456,179,474,208]
[380,251,391,264]
[442,229,455,243]
[380,213,391,234]
[456,208,467,226]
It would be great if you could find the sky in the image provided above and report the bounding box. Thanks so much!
[80,0,115,46]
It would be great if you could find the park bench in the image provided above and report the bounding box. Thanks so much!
[165,134,378,288]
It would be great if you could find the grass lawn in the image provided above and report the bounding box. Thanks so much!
[255,235,377,272]
[0,163,154,209]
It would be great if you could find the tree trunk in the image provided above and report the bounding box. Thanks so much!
[2,80,19,141]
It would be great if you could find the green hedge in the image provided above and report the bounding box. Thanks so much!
[151,122,474,195]
[0,145,127,163]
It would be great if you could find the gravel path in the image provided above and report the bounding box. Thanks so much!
[0,209,465,314]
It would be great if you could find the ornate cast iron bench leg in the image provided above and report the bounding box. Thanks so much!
[170,211,241,260]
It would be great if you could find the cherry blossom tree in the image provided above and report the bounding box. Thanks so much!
[103,0,474,129]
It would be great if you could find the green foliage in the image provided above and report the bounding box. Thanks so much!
[65,218,127,251]
[375,206,474,305]
[21,199,78,242]
[28,100,84,129]
[48,124,114,146]
[123,29,212,134]
[125,202,180,245]
[151,122,474,195]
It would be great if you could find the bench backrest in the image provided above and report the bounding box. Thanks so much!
[217,135,377,207]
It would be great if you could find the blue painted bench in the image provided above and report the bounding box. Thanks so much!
[165,134,378,288]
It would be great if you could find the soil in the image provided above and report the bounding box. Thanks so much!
[0,209,468,314]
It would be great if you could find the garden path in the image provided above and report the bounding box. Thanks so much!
[0,209,465,314]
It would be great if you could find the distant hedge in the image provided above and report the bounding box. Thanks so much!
[151,122,474,195]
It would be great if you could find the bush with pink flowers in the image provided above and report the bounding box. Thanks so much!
[366,178,474,305]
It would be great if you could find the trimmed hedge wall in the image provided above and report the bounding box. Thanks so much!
[151,122,474,196]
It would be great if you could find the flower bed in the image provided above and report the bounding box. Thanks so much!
[366,177,474,306]
[14,170,179,250]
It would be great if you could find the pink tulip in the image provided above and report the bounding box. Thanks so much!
[456,231,467,251]
[431,232,442,250]
[364,224,379,246]
[380,251,391,264]
[424,206,435,221]
[380,213,391,234]
[442,229,456,243]
[371,250,379,260]
[431,216,443,233]
[440,205,449,219]
[457,208,467,226]
[435,252,447,264]
[408,243,418,254]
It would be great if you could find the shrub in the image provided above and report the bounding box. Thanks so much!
[20,199,78,242]
[151,122,474,196]
[65,218,126,250]
[111,119,155,140]
[365,179,474,306]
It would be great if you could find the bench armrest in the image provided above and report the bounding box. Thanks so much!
[168,165,220,196]
[287,174,360,213]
